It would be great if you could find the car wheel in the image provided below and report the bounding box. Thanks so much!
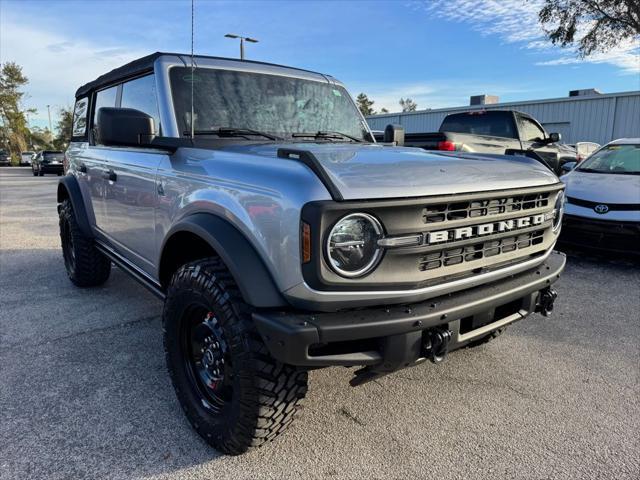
[59,199,111,287]
[163,257,308,455]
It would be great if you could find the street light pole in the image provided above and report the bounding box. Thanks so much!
[224,34,258,60]
[46,105,52,134]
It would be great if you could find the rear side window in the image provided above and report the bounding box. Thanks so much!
[121,74,161,135]
[72,97,89,139]
[440,112,516,139]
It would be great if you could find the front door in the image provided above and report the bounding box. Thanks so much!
[101,73,165,275]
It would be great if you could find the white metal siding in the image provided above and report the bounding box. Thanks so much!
[366,91,640,145]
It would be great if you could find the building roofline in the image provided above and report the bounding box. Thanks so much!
[75,51,329,97]
[367,90,640,119]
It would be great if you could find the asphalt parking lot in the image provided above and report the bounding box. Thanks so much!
[0,166,638,480]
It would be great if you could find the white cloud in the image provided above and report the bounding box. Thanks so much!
[0,20,148,127]
[411,0,640,75]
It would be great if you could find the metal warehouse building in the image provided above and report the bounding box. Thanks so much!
[366,90,640,146]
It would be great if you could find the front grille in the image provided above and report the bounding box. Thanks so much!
[418,229,545,271]
[422,192,550,223]
[566,196,640,211]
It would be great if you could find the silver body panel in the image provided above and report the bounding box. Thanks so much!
[69,55,563,308]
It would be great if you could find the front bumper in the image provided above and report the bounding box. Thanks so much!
[561,214,640,253]
[254,251,565,369]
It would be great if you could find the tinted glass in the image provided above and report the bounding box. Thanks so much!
[440,112,516,138]
[72,97,89,137]
[578,144,640,174]
[121,74,161,135]
[169,67,368,140]
[518,116,546,142]
[93,85,118,136]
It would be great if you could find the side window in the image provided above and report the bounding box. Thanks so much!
[92,85,118,144]
[72,97,89,138]
[519,116,546,142]
[121,74,161,135]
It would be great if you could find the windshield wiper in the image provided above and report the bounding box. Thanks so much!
[183,128,281,141]
[291,131,363,143]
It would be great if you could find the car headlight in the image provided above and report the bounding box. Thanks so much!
[553,191,564,232]
[326,213,383,278]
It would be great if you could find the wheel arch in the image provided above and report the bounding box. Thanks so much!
[158,213,288,308]
[57,175,92,237]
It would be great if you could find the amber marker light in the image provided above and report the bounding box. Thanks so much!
[301,222,311,263]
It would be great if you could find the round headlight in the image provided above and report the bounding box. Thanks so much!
[553,191,564,232]
[326,213,383,278]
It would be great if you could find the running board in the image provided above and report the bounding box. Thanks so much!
[95,242,165,300]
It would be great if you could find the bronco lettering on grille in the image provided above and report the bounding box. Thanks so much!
[425,214,545,245]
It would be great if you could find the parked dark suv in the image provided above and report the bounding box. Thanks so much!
[32,150,64,176]
[0,149,11,166]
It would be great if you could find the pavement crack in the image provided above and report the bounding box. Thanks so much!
[0,314,159,353]
[338,407,366,427]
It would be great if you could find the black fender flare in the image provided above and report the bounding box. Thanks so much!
[160,213,287,308]
[57,175,93,237]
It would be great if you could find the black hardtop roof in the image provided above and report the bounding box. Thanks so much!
[75,52,327,98]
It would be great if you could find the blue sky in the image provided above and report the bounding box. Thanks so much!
[1,0,639,130]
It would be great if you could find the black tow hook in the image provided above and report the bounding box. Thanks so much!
[423,328,452,363]
[537,288,558,317]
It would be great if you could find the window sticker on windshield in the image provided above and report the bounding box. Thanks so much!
[332,89,342,97]
[182,74,201,83]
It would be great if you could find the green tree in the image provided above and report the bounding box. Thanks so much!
[380,107,389,114]
[539,0,640,57]
[53,106,73,150]
[0,62,31,161]
[29,126,54,151]
[399,98,418,112]
[356,93,376,116]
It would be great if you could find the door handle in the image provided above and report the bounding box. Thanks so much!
[79,163,87,173]
[103,169,117,182]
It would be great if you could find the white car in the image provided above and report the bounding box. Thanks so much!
[560,138,640,253]
[20,151,34,166]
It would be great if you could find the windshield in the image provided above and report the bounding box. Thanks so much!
[44,152,64,160]
[169,67,369,141]
[578,144,640,175]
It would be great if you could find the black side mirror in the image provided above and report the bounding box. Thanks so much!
[383,124,405,146]
[97,107,155,147]
[560,161,577,174]
[548,132,561,143]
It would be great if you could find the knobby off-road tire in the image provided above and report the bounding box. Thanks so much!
[59,199,111,287]
[163,258,308,455]
[465,327,506,349]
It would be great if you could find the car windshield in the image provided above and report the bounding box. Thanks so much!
[577,144,640,175]
[44,152,64,160]
[169,67,369,141]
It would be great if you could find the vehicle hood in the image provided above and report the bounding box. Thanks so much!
[231,143,559,200]
[562,170,640,204]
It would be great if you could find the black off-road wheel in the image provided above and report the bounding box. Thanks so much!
[59,199,111,287]
[465,327,506,348]
[163,258,308,455]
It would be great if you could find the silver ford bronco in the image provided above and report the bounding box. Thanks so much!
[59,52,565,455]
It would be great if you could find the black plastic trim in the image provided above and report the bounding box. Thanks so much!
[277,148,343,201]
[57,175,92,237]
[95,242,165,300]
[160,213,287,308]
[253,251,565,367]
